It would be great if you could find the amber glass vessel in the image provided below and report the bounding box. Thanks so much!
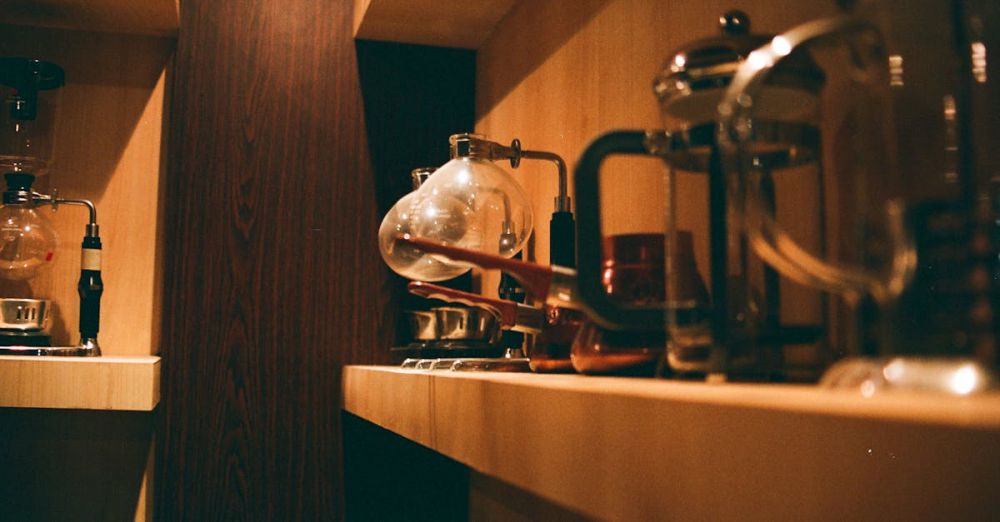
[571,232,707,375]
[528,306,582,372]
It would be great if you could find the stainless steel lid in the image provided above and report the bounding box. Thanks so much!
[653,11,825,128]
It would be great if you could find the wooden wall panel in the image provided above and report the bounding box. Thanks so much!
[156,1,385,519]
[0,26,173,354]
[157,1,474,520]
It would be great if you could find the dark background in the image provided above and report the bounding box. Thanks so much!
[155,0,474,519]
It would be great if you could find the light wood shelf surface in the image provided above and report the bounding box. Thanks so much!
[353,0,519,49]
[0,355,160,411]
[344,365,1000,521]
[0,0,179,36]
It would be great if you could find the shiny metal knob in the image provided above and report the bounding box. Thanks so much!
[719,10,750,35]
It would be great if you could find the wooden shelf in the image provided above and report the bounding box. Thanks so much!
[353,0,519,49]
[0,355,160,411]
[0,0,179,36]
[344,365,1000,520]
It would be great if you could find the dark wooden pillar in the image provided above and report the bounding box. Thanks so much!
[155,1,473,519]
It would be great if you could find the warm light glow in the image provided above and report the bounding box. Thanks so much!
[673,54,687,70]
[771,36,792,57]
[883,359,905,382]
[971,42,987,83]
[949,365,979,395]
[889,55,904,87]
[746,50,773,71]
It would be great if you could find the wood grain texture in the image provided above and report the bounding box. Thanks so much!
[0,25,174,355]
[156,1,474,520]
[0,354,159,410]
[345,365,1000,521]
[354,0,520,49]
[0,0,179,36]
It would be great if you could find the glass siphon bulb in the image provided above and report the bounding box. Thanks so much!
[378,189,470,281]
[0,204,57,280]
[410,156,532,257]
[379,155,533,282]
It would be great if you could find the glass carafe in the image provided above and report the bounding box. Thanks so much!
[719,0,998,385]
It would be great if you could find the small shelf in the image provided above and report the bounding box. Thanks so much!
[0,355,160,411]
[353,0,519,49]
[0,0,179,36]
[344,365,1000,520]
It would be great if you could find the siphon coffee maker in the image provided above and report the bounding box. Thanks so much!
[718,0,999,392]
[574,11,829,380]
[0,57,105,356]
[380,133,575,371]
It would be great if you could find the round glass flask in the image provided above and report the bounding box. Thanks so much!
[379,168,469,281]
[380,134,533,281]
[0,201,57,280]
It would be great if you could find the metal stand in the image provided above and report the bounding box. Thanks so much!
[1,175,103,356]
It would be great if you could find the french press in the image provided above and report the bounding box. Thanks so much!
[719,0,999,389]
[574,11,828,380]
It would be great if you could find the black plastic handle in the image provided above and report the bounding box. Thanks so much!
[78,270,102,338]
[78,237,103,340]
[549,210,576,268]
[574,130,665,331]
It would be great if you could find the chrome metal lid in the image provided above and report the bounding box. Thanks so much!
[653,11,825,127]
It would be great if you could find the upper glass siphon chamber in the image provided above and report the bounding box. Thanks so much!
[378,134,534,282]
[0,58,64,177]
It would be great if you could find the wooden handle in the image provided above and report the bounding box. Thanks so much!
[398,234,555,300]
